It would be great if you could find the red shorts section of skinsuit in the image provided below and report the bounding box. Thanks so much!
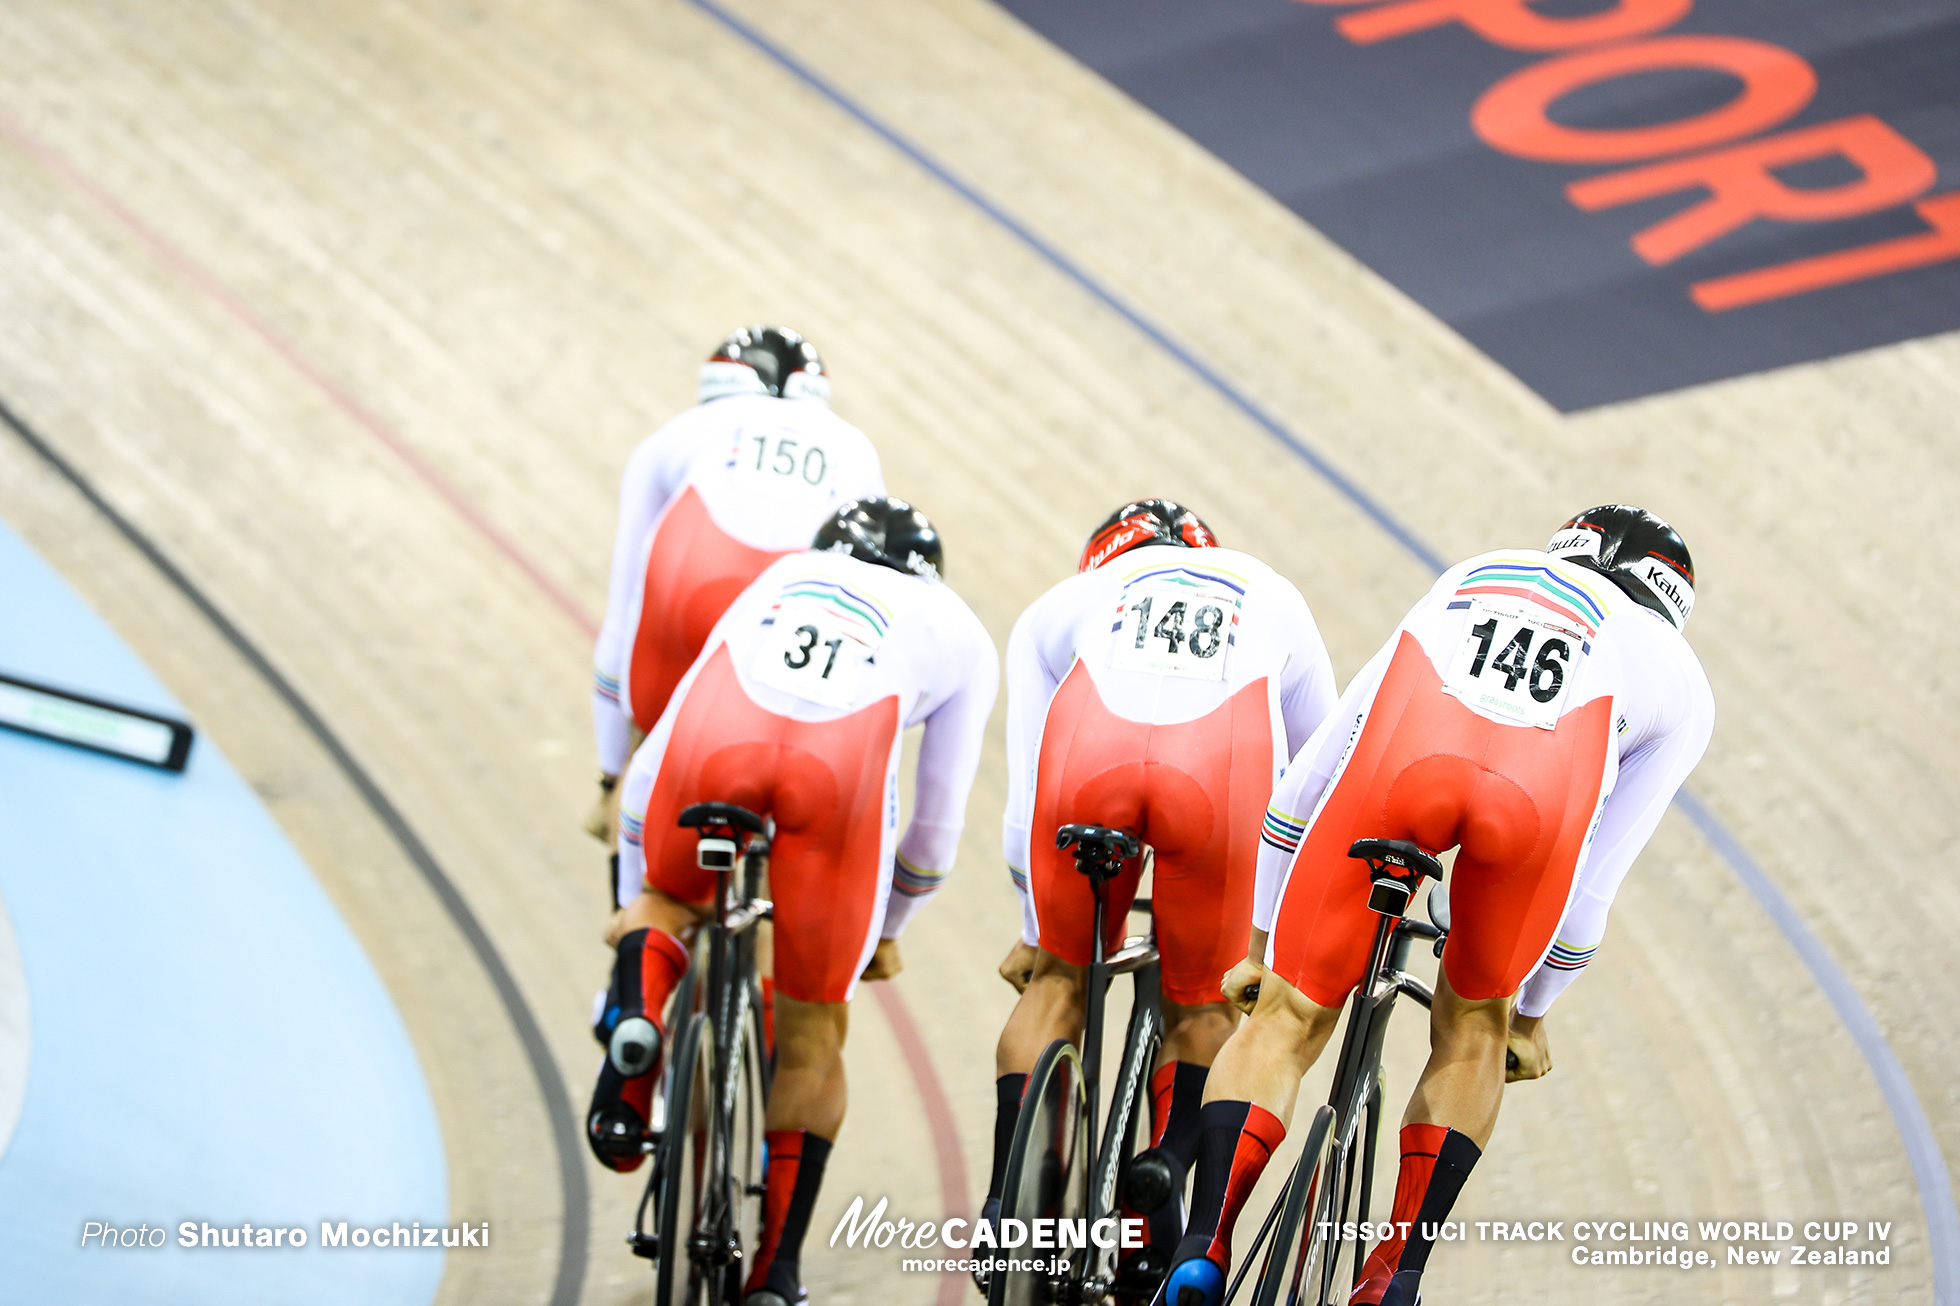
[627,486,793,732]
[638,646,900,1004]
[1271,632,1612,1006]
[1031,663,1274,1006]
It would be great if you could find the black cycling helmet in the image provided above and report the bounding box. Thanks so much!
[697,325,830,404]
[1079,499,1218,572]
[1546,505,1695,628]
[814,498,943,581]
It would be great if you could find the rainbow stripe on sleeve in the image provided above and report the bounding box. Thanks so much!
[1543,938,1598,972]
[1261,806,1307,857]
[893,853,945,898]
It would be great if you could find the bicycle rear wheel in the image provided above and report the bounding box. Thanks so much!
[989,1038,1088,1306]
[721,978,769,1300]
[657,1010,717,1306]
[1248,1104,1336,1306]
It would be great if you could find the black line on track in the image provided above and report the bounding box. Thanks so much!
[0,395,590,1306]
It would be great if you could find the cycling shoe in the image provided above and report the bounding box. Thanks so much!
[743,1291,809,1306]
[608,1014,662,1078]
[1162,1255,1224,1306]
[1378,1270,1422,1306]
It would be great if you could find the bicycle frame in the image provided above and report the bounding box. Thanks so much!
[992,825,1162,1306]
[1231,841,1447,1306]
[632,802,775,1301]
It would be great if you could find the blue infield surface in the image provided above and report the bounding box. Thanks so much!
[0,519,446,1306]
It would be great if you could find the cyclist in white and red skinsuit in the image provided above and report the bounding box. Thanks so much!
[586,326,884,837]
[1164,506,1714,1306]
[593,499,998,1306]
[985,500,1339,1273]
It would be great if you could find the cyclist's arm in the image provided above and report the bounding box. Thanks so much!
[828,416,888,504]
[1253,640,1394,938]
[1516,665,1713,1016]
[592,420,698,774]
[1275,591,1340,757]
[1000,598,1069,910]
[883,612,1001,938]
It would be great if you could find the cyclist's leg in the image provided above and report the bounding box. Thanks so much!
[1140,679,1271,1232]
[742,697,899,1304]
[746,995,849,1303]
[587,712,717,1171]
[1166,647,1441,1302]
[1354,696,1613,1306]
[986,667,1148,1219]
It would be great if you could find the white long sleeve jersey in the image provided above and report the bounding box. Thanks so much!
[592,394,885,773]
[624,549,1000,936]
[1256,550,1714,1016]
[1002,544,1340,880]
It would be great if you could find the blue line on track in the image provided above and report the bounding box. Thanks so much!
[683,0,1960,1291]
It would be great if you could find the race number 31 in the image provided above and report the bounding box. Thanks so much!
[1108,579,1237,681]
[1441,597,1580,729]
[750,595,877,709]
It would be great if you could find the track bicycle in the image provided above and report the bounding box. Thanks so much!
[990,824,1169,1306]
[625,801,775,1306]
[1227,838,1450,1306]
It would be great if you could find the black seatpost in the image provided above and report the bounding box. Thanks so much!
[1085,870,1107,1166]
[1056,824,1141,1171]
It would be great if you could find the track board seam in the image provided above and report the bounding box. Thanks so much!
[0,396,591,1306]
[677,0,1960,1291]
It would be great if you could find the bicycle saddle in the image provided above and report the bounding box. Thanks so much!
[1056,824,1140,882]
[678,801,768,835]
[1347,838,1444,882]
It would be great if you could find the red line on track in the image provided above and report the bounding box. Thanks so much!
[870,982,972,1306]
[0,107,974,1287]
[0,109,594,637]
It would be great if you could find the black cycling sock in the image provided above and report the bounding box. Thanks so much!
[986,1073,1028,1203]
[1173,1100,1284,1271]
[1161,1060,1208,1166]
[747,1129,833,1298]
[1395,1128,1481,1277]
[597,928,650,1037]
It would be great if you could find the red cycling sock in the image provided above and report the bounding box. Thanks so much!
[589,929,692,1172]
[746,1129,834,1298]
[1149,1062,1178,1146]
[1351,1124,1480,1304]
[634,928,690,1030]
[1141,1062,1210,1250]
[1173,1100,1287,1272]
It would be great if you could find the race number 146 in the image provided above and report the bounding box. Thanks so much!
[1441,597,1580,729]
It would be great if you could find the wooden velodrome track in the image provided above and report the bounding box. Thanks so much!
[0,1,1954,1303]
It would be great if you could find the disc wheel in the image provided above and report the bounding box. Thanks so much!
[657,1011,717,1306]
[989,1039,1088,1306]
[1249,1104,1337,1306]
